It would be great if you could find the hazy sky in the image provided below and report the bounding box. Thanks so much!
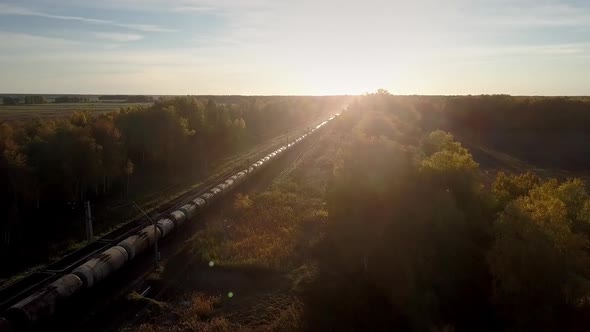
[1,0,590,95]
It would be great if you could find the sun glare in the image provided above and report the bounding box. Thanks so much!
[294,64,390,95]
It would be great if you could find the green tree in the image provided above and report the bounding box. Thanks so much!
[492,171,540,207]
[23,96,46,104]
[489,180,590,330]
[91,116,126,194]
[2,97,18,105]
[71,111,88,127]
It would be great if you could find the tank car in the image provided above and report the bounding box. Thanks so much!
[209,187,222,203]
[235,171,247,184]
[216,182,229,194]
[169,210,186,226]
[72,246,128,288]
[179,203,197,220]
[156,218,175,238]
[224,178,235,188]
[118,225,161,260]
[6,274,82,328]
[192,197,207,210]
[199,193,213,206]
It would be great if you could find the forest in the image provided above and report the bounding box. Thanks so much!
[303,92,590,331]
[0,96,345,276]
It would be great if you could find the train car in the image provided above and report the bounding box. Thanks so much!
[179,203,197,220]
[225,178,235,187]
[72,246,128,288]
[209,187,222,203]
[199,193,213,206]
[156,218,175,238]
[216,183,229,194]
[118,225,161,260]
[223,179,234,192]
[169,210,186,226]
[235,171,247,184]
[192,197,207,211]
[6,274,83,328]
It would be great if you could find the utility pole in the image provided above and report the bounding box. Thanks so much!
[85,201,93,241]
[131,201,160,268]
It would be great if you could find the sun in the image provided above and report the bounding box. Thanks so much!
[284,59,391,95]
[302,71,389,95]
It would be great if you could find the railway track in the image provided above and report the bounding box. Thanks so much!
[0,111,340,331]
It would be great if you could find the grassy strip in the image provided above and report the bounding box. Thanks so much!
[191,135,335,270]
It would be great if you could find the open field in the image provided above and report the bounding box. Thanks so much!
[0,102,152,121]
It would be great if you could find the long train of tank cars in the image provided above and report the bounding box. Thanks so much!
[0,113,340,331]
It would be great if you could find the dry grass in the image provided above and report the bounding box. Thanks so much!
[190,293,222,318]
[191,186,326,271]
[189,132,338,271]
[134,293,228,332]
[127,292,168,308]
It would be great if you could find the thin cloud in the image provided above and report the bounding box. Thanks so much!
[0,31,81,49]
[94,32,144,42]
[170,6,216,13]
[452,43,590,58]
[481,4,590,28]
[0,4,176,32]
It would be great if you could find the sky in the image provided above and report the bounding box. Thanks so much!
[0,0,590,95]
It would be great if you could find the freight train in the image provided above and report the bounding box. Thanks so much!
[0,113,339,331]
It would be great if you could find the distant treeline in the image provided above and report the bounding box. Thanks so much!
[2,96,48,105]
[3,95,87,104]
[2,97,18,105]
[54,96,91,103]
[98,95,154,103]
[413,95,590,132]
[1,95,152,105]
[0,96,345,274]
